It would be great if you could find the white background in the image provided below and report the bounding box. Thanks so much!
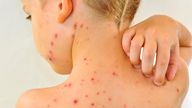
[0,0,191,108]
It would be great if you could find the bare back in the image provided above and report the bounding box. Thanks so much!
[17,57,189,108]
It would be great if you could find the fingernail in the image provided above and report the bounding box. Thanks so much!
[154,79,165,86]
[144,74,152,78]
[168,69,176,81]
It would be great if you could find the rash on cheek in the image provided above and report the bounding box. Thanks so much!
[176,87,180,93]
[54,33,58,39]
[73,23,78,30]
[47,33,59,62]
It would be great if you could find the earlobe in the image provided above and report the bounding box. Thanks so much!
[57,0,73,23]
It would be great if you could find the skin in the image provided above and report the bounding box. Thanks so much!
[17,0,191,108]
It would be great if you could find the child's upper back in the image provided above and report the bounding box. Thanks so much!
[17,57,188,108]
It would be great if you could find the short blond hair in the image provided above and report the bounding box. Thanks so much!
[84,0,140,27]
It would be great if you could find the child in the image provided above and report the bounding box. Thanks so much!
[17,0,191,108]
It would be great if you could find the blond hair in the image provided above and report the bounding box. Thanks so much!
[84,0,140,27]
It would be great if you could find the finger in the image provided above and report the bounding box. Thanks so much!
[130,34,144,68]
[122,29,136,57]
[154,43,171,86]
[142,37,157,77]
[166,43,179,81]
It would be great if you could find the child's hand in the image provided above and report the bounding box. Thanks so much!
[122,15,180,86]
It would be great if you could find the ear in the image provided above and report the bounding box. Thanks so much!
[57,0,73,23]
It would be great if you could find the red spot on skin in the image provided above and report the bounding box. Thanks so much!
[91,103,95,106]
[94,71,97,74]
[102,90,106,94]
[85,94,89,98]
[74,23,78,30]
[68,83,72,87]
[53,98,58,102]
[49,50,53,55]
[64,83,72,88]
[124,104,127,108]
[80,24,84,28]
[91,77,95,81]
[72,33,75,39]
[84,58,87,61]
[112,72,118,76]
[59,3,62,10]
[73,99,78,104]
[96,92,100,95]
[176,88,180,93]
[147,100,151,103]
[50,41,54,46]
[108,98,112,102]
[54,34,58,39]
[47,104,50,108]
[48,57,53,62]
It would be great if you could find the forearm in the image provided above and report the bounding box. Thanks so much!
[177,21,192,65]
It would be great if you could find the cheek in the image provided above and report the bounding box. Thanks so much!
[45,30,74,74]
[31,18,50,57]
[31,8,74,73]
[47,31,73,63]
[31,10,55,56]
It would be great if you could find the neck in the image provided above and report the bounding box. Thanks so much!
[70,20,133,79]
[68,1,133,80]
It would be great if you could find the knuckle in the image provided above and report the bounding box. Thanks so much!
[146,27,158,35]
[159,36,170,44]
[159,61,167,67]
[131,40,140,47]
[131,37,144,47]
[124,29,135,38]
[144,52,154,60]
[163,36,170,43]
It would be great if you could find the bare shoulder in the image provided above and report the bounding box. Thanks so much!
[16,89,41,108]
[157,57,189,108]
[16,87,55,108]
[136,57,189,108]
